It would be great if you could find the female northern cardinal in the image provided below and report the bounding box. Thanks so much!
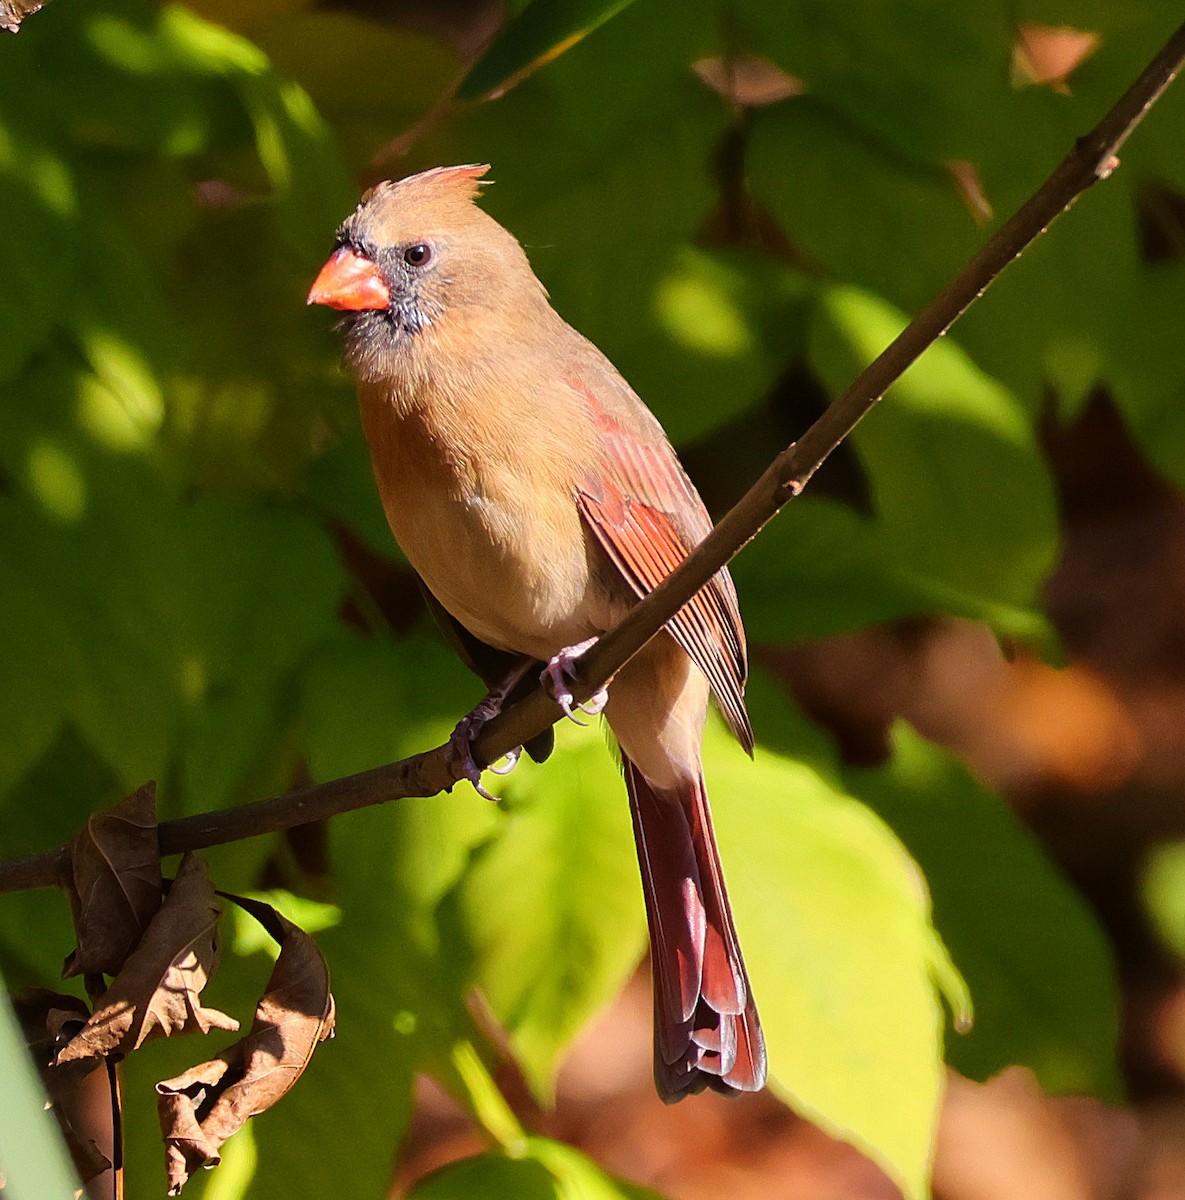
[308,164,766,1100]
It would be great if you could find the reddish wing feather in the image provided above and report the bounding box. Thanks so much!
[576,419,753,753]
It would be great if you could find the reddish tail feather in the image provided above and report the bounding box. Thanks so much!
[623,757,766,1101]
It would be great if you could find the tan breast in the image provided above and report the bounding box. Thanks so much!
[356,374,613,660]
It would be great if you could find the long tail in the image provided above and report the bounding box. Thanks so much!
[623,756,766,1102]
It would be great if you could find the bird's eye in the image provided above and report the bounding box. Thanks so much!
[404,243,432,268]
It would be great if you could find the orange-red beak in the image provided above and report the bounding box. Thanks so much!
[307,247,391,311]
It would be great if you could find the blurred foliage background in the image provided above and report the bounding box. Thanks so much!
[2,1,1185,1197]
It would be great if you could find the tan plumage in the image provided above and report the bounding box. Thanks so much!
[309,164,766,1099]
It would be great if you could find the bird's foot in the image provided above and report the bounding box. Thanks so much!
[447,662,532,801]
[447,712,519,802]
[542,638,609,725]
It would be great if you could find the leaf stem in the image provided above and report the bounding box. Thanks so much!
[449,1039,528,1152]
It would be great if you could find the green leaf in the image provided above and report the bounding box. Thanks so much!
[458,0,639,101]
[0,984,81,1200]
[11,0,252,157]
[850,724,1121,1099]
[732,497,958,642]
[233,68,353,259]
[534,0,712,149]
[0,562,77,799]
[299,632,503,924]
[732,490,1054,646]
[973,18,1185,461]
[729,284,1059,642]
[407,1136,663,1200]
[704,716,960,1200]
[443,722,646,1103]
[814,285,1059,619]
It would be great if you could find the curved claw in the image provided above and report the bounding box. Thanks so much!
[488,746,520,776]
[577,690,609,718]
[542,660,581,724]
[470,774,499,803]
[543,638,605,726]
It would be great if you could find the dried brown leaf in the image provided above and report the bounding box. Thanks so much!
[53,1065,117,1187]
[156,898,336,1194]
[57,853,238,1063]
[64,781,164,978]
[14,990,112,1184]
[0,0,46,33]
[693,54,805,106]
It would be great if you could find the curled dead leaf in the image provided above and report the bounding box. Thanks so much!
[15,989,112,1185]
[64,781,163,979]
[156,896,336,1194]
[57,853,238,1064]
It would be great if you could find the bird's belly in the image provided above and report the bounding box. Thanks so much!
[384,487,602,661]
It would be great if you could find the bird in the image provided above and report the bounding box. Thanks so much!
[308,164,766,1101]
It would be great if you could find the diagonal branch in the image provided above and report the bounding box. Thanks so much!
[2,17,1183,898]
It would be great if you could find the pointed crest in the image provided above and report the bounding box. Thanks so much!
[350,164,495,244]
[361,164,491,208]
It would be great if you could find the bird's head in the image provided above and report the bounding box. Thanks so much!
[308,164,545,381]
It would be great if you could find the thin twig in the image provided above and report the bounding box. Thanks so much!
[1,18,1183,897]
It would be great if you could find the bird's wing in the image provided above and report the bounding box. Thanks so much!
[568,373,753,754]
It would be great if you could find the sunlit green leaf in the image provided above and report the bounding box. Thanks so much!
[731,284,1060,642]
[300,631,505,1070]
[705,714,962,1200]
[617,246,812,444]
